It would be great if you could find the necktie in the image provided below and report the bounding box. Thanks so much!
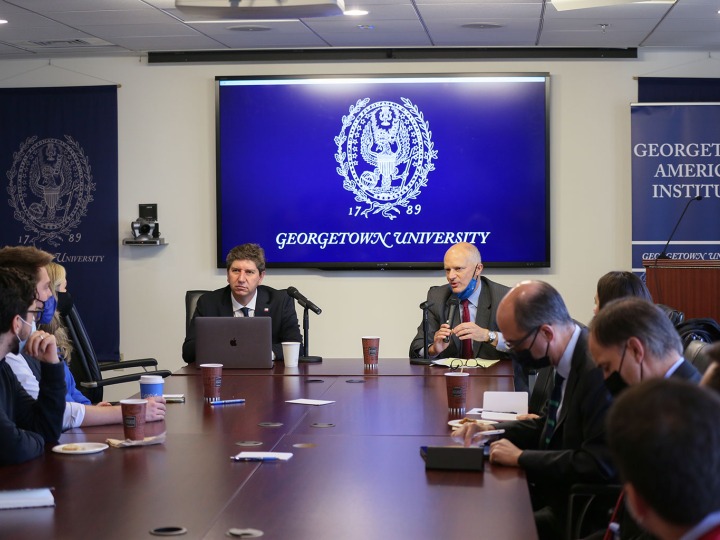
[544,371,565,446]
[239,307,250,317]
[461,299,473,359]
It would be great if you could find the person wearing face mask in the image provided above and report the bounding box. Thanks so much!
[0,267,65,465]
[585,297,700,540]
[453,280,615,540]
[0,246,166,429]
[409,243,515,379]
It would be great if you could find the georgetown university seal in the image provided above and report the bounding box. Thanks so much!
[335,98,437,220]
[6,136,95,246]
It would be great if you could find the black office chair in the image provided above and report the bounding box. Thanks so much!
[684,339,712,374]
[185,290,208,334]
[566,483,622,540]
[62,305,172,403]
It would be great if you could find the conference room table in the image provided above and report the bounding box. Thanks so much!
[0,358,538,540]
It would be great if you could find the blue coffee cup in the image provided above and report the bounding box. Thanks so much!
[139,375,164,398]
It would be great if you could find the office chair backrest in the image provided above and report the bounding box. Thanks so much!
[62,304,104,403]
[185,290,208,333]
[684,340,712,374]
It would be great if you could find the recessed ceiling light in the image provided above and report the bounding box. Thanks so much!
[0,19,8,24]
[461,23,503,30]
[228,25,272,31]
[344,9,368,16]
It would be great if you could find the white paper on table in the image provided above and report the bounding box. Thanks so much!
[285,399,335,406]
[478,392,529,421]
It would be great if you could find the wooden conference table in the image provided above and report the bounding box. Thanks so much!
[0,358,537,540]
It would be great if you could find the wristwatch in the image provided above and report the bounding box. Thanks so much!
[486,330,497,343]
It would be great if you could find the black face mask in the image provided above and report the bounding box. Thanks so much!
[57,291,74,318]
[604,344,629,397]
[511,329,552,369]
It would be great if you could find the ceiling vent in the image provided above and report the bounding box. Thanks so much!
[15,38,114,49]
[175,0,345,19]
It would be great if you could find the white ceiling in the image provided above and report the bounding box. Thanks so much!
[0,0,717,59]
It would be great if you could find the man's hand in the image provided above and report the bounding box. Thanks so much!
[452,421,498,447]
[145,396,167,422]
[429,324,452,356]
[452,322,490,344]
[24,331,60,364]
[487,439,522,467]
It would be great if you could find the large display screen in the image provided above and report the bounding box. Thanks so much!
[216,74,550,269]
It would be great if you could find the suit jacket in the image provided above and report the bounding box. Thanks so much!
[182,285,302,363]
[409,276,510,361]
[495,329,616,515]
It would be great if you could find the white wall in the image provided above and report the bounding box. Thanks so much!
[2,49,717,390]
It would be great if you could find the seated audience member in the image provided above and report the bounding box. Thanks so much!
[607,379,720,540]
[182,243,302,363]
[454,280,615,540]
[0,246,165,429]
[408,243,517,384]
[582,297,701,540]
[0,267,65,465]
[593,271,652,317]
[701,342,720,394]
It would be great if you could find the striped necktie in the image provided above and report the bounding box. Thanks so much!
[544,371,565,446]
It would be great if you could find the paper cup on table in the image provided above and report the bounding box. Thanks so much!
[199,363,223,401]
[361,336,380,367]
[139,375,164,398]
[120,399,147,441]
[445,372,470,412]
[282,342,301,368]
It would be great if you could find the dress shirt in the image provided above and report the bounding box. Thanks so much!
[680,510,720,540]
[664,357,685,378]
[231,290,257,317]
[553,324,581,418]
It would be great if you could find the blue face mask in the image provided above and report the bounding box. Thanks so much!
[456,265,480,301]
[17,318,36,355]
[38,294,56,324]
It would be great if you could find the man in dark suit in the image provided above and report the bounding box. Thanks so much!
[607,379,720,540]
[583,297,701,540]
[182,244,302,363]
[408,243,516,379]
[455,280,616,540]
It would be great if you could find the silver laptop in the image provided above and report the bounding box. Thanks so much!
[195,317,273,369]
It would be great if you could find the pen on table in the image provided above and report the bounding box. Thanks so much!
[231,457,279,462]
[210,398,246,406]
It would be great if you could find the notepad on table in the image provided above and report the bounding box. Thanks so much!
[0,488,55,510]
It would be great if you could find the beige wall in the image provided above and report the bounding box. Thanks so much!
[1,50,716,392]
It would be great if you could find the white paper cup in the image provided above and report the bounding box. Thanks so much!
[282,342,301,367]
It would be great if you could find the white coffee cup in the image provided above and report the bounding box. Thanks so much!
[282,342,301,367]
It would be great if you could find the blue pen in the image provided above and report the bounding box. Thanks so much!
[210,398,246,406]
[231,457,279,462]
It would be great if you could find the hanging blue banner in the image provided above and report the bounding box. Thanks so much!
[0,85,119,361]
[631,104,720,271]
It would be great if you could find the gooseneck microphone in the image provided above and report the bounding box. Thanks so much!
[443,297,460,343]
[657,195,703,260]
[287,286,322,315]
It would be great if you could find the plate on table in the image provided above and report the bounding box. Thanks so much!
[52,442,109,455]
[448,419,497,429]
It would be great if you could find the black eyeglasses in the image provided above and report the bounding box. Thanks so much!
[449,358,482,371]
[27,299,45,323]
[505,326,540,351]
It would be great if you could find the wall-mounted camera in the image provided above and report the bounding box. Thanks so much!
[123,204,166,246]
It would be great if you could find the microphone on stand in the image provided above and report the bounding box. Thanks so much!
[286,286,322,363]
[657,195,702,260]
[443,297,460,343]
[411,301,435,365]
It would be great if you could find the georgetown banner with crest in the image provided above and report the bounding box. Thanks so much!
[0,85,119,361]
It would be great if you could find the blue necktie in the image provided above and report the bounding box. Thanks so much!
[239,307,250,317]
[544,371,565,447]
